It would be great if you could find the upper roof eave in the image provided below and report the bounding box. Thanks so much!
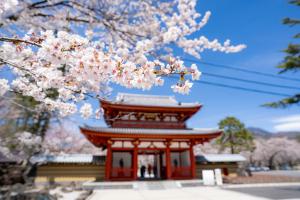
[99,98,202,111]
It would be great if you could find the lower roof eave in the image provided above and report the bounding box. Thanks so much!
[80,126,222,141]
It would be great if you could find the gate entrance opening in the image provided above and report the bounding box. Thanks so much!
[137,150,166,180]
[107,146,197,181]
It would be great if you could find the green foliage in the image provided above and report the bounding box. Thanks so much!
[265,0,300,108]
[216,116,255,154]
[263,94,300,108]
[0,93,51,138]
[283,18,300,26]
[289,0,300,6]
[278,44,300,73]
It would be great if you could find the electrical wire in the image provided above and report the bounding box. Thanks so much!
[167,76,291,97]
[182,58,300,82]
[202,72,300,90]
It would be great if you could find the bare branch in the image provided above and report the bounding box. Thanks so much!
[0,95,37,113]
[0,57,38,77]
[0,37,42,47]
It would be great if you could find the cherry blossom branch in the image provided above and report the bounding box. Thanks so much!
[0,95,37,113]
[0,0,246,119]
[0,37,42,47]
[0,57,39,77]
[0,56,100,102]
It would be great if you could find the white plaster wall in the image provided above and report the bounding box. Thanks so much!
[112,141,123,148]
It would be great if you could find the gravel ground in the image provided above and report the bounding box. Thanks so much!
[255,170,300,178]
[226,170,300,184]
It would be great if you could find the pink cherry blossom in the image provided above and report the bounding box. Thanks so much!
[0,0,246,118]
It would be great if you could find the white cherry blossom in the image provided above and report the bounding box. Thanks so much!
[0,0,18,14]
[190,64,202,80]
[0,131,42,161]
[0,0,246,118]
[80,103,93,119]
[0,79,9,96]
[171,80,193,95]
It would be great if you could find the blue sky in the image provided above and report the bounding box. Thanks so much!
[77,0,300,133]
[2,0,299,132]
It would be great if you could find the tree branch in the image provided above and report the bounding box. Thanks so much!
[0,57,39,77]
[0,37,42,47]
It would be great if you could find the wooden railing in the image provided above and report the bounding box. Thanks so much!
[110,167,134,179]
[171,166,192,178]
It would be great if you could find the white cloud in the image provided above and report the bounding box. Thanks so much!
[273,114,300,123]
[274,122,300,132]
[272,114,300,132]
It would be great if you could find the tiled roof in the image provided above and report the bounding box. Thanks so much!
[82,126,221,135]
[196,154,246,163]
[30,154,105,164]
[114,93,200,107]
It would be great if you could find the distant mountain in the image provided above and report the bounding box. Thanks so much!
[247,127,273,138]
[247,127,300,140]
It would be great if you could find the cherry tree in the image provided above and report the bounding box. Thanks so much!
[0,0,246,119]
[0,97,40,160]
[2,132,42,160]
[194,140,221,155]
[249,137,300,169]
[43,123,101,154]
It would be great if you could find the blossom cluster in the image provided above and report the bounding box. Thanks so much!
[42,123,100,155]
[0,138,12,158]
[0,0,246,119]
[1,0,246,60]
[0,31,201,118]
[0,131,42,160]
[0,79,9,96]
[0,0,18,14]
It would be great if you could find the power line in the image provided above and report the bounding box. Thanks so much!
[203,72,300,90]
[167,76,291,97]
[197,80,290,97]
[183,58,300,83]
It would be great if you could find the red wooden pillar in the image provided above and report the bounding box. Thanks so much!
[132,140,139,180]
[189,140,196,179]
[105,140,112,180]
[166,141,172,179]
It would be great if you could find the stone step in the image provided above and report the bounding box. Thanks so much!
[83,180,203,190]
[83,181,134,190]
[135,181,166,190]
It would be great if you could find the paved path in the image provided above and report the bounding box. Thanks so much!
[87,181,300,200]
[88,187,270,200]
[225,185,300,200]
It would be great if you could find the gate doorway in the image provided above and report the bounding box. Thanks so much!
[137,150,166,180]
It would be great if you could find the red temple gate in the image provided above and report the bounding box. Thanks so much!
[80,93,222,181]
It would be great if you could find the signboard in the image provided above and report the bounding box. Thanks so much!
[214,169,223,185]
[202,170,215,186]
